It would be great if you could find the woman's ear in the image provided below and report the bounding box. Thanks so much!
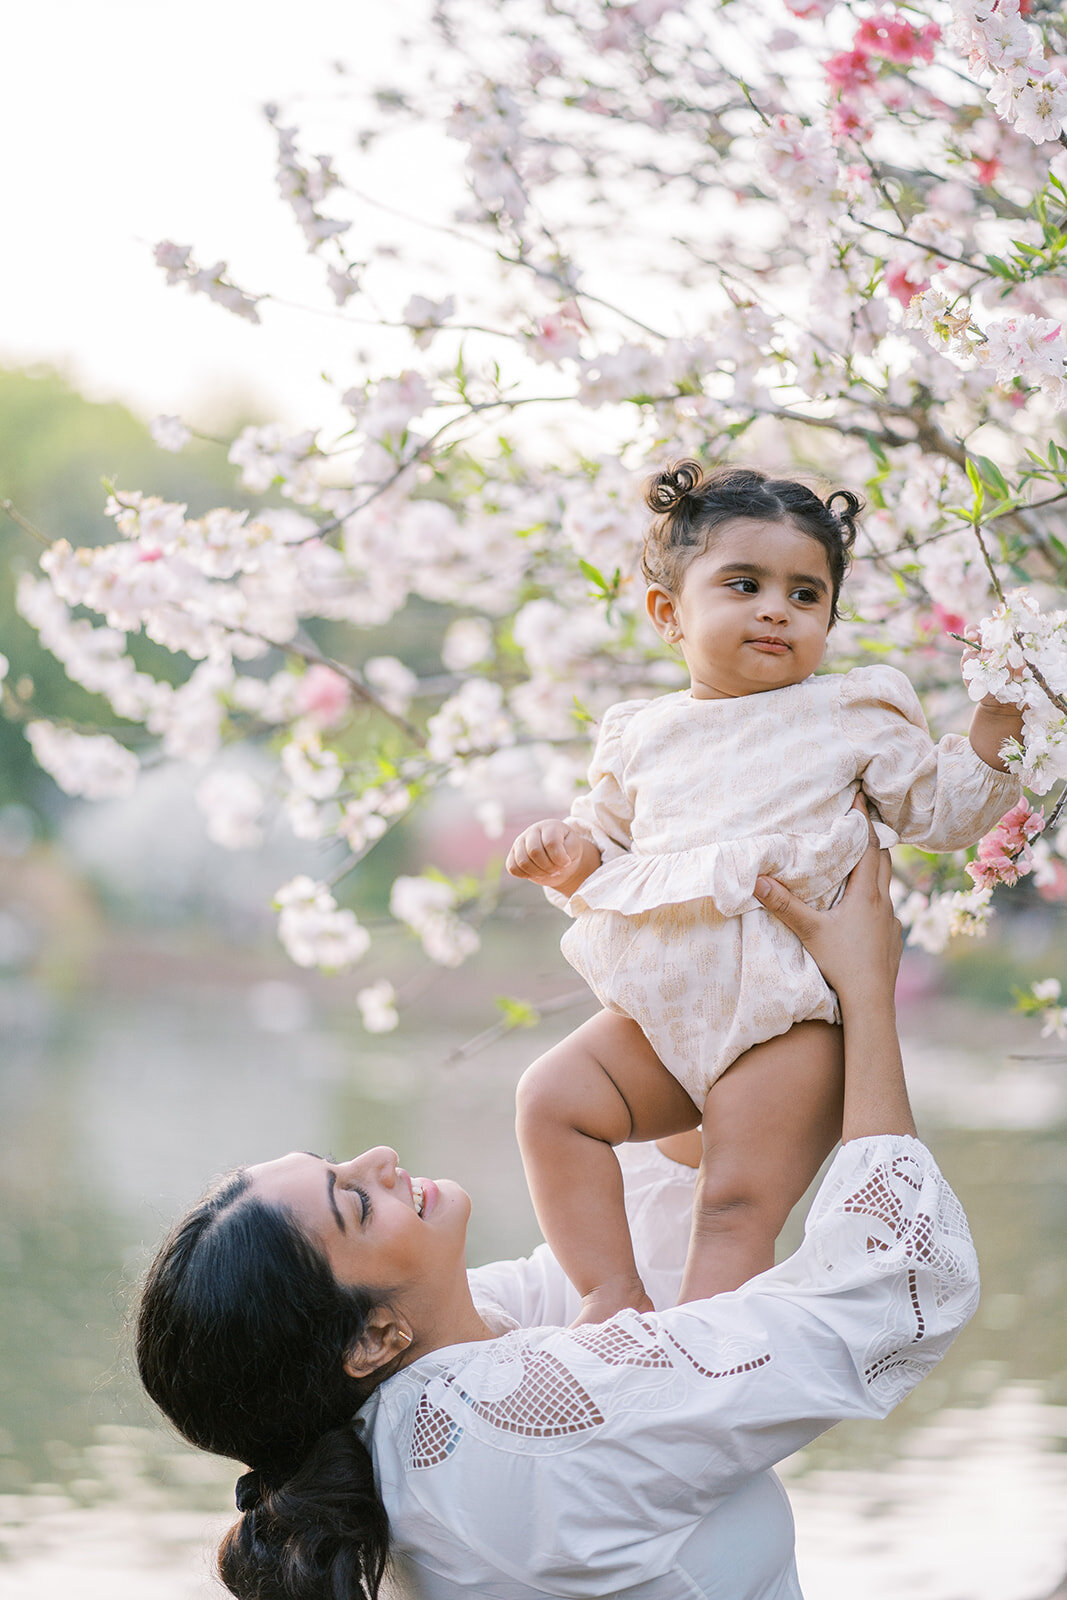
[342,1308,413,1380]
[646,584,680,643]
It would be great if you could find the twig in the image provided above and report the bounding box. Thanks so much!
[971,520,1067,717]
[445,987,592,1065]
[1,500,51,546]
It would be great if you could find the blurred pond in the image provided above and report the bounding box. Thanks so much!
[1,931,1066,1600]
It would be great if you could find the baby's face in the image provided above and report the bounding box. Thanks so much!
[647,517,834,700]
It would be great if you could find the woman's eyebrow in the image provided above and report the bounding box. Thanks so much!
[325,1169,347,1234]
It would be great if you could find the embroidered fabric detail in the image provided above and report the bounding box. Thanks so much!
[842,1154,921,1248]
[664,1330,771,1380]
[567,1319,672,1369]
[409,1390,463,1471]
[453,1349,605,1437]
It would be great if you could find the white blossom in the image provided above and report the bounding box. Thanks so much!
[150,415,191,452]
[195,769,266,849]
[274,876,370,970]
[357,979,399,1033]
[442,617,493,672]
[364,655,418,714]
[390,874,480,967]
[427,679,513,762]
[25,722,139,799]
[281,734,343,799]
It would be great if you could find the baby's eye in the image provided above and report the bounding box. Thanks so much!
[792,587,820,604]
[725,577,759,594]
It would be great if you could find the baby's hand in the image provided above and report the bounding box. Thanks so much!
[506,820,588,886]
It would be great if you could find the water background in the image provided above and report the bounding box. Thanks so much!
[1,904,1065,1600]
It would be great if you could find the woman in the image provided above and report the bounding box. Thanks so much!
[136,828,979,1599]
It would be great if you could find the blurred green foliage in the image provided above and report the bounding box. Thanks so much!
[0,367,249,823]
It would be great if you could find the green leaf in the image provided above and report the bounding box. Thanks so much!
[578,558,609,593]
[494,995,541,1030]
[864,432,888,468]
[984,255,1014,279]
[964,459,985,518]
[973,455,1010,499]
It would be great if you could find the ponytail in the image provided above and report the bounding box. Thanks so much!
[220,1425,388,1600]
[136,1173,391,1600]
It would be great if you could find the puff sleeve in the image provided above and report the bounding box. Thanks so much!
[565,699,644,859]
[541,699,643,913]
[838,665,1021,851]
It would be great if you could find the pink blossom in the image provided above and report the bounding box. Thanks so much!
[830,100,872,140]
[973,156,1002,185]
[966,799,1045,888]
[855,13,939,65]
[296,664,352,729]
[529,300,587,364]
[826,49,876,91]
[932,603,967,636]
[784,0,837,17]
[885,259,931,308]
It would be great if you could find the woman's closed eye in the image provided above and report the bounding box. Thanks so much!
[340,1182,371,1223]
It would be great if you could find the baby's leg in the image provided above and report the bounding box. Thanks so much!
[516,1010,700,1325]
[678,1020,844,1303]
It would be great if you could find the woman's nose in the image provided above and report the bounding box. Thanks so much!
[348,1146,400,1182]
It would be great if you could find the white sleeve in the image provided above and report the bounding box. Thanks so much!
[466,1142,698,1328]
[425,1136,978,1595]
[840,664,1020,850]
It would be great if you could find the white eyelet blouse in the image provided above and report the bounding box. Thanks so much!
[362,1135,979,1598]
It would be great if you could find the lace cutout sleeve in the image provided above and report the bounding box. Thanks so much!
[839,664,1019,850]
[384,1137,978,1594]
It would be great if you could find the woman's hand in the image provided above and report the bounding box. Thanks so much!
[753,799,902,1014]
[754,797,915,1140]
[506,820,602,895]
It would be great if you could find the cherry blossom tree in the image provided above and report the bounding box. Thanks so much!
[10,0,1067,1038]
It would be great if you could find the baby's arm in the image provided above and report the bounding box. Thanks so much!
[506,820,603,897]
[842,664,1020,851]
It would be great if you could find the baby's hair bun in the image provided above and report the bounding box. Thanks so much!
[824,488,863,549]
[645,459,704,514]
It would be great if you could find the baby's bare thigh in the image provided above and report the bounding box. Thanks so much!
[566,1010,702,1142]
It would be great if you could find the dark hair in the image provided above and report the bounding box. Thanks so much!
[643,460,862,621]
[136,1171,391,1600]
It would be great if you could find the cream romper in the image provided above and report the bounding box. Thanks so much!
[552,665,1019,1107]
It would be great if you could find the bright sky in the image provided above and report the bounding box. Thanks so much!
[2,0,444,428]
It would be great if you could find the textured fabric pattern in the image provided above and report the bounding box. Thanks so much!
[369,1135,979,1599]
[554,666,1019,1102]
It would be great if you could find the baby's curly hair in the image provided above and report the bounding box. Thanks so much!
[643,461,862,622]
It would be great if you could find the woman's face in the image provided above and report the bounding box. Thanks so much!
[246,1145,472,1313]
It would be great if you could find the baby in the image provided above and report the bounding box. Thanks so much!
[507,460,1022,1323]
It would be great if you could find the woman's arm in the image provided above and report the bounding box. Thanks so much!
[753,807,916,1140]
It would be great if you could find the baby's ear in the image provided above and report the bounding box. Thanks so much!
[646,584,679,641]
